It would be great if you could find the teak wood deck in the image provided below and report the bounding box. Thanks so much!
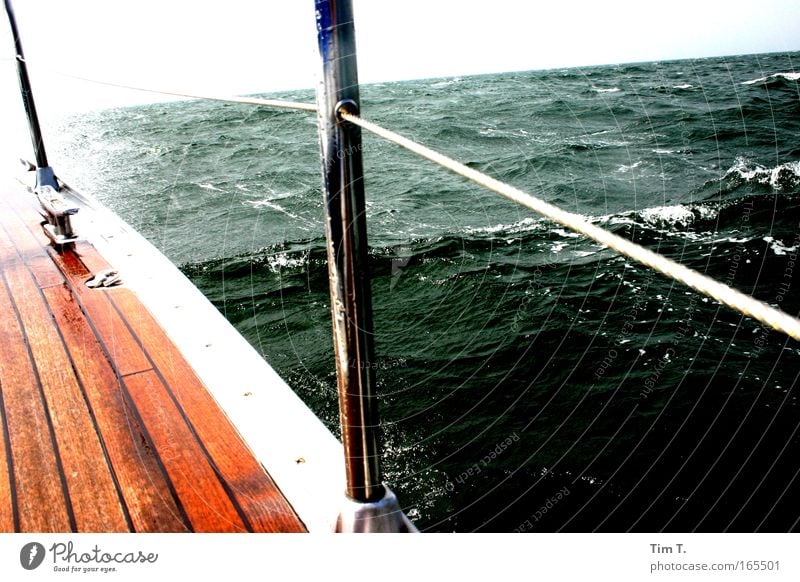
[0,182,305,532]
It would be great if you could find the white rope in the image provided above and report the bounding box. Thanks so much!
[21,61,317,112]
[342,110,800,342]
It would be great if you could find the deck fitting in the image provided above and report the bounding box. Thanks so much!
[335,485,417,533]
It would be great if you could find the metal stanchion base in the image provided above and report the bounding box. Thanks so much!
[335,485,418,533]
[35,166,58,191]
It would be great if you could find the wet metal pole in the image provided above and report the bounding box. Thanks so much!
[314,0,414,531]
[3,0,57,190]
[314,0,382,503]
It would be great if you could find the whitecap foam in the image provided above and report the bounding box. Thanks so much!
[723,157,800,191]
[464,217,542,236]
[764,236,799,256]
[639,205,695,228]
[617,160,644,173]
[244,198,305,222]
[742,72,800,85]
[593,86,621,94]
[265,252,309,273]
[551,228,582,239]
[638,203,717,229]
[431,77,462,88]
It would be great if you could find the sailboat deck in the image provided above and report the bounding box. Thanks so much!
[0,182,305,532]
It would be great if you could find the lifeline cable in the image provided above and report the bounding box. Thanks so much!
[341,109,800,341]
[18,60,317,112]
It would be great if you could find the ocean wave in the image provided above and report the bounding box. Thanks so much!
[430,77,462,88]
[244,198,306,222]
[179,190,795,304]
[265,251,311,273]
[636,204,718,229]
[722,157,800,192]
[180,239,326,278]
[763,236,800,256]
[593,86,621,94]
[741,72,800,86]
[462,200,723,242]
[616,160,644,173]
[464,217,543,236]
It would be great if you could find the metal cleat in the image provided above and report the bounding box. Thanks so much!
[86,269,122,289]
[36,185,79,245]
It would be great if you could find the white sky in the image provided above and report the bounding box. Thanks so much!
[1,0,799,152]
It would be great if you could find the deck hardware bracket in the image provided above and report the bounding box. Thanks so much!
[86,268,122,288]
[36,185,79,245]
[335,485,418,533]
[335,98,359,123]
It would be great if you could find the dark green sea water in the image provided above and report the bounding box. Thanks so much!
[53,52,800,531]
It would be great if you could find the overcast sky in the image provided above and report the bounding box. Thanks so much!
[1,0,799,138]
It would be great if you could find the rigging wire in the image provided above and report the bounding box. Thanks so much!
[341,109,800,342]
[16,58,318,112]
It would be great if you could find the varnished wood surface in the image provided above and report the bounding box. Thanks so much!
[0,183,305,532]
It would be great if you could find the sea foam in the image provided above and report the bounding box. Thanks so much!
[723,157,800,191]
[741,72,800,85]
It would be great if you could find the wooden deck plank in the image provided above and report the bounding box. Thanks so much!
[0,275,72,532]
[123,370,249,532]
[0,385,16,532]
[0,228,18,268]
[0,221,63,293]
[27,254,66,288]
[74,241,113,274]
[4,264,129,532]
[2,192,149,377]
[0,183,307,533]
[111,290,306,532]
[42,284,190,533]
[47,249,151,377]
[1,198,46,263]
